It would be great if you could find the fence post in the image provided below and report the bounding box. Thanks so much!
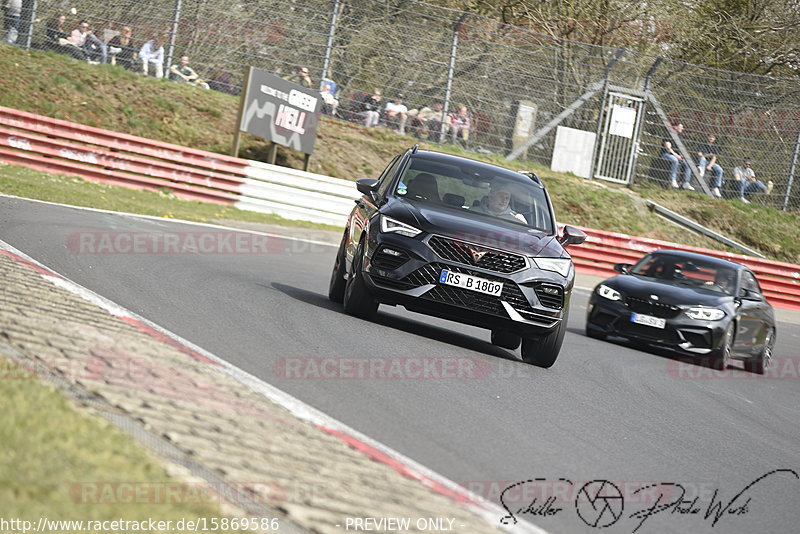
[783,131,800,211]
[627,57,662,186]
[21,0,37,50]
[320,0,340,88]
[439,14,466,144]
[165,0,183,77]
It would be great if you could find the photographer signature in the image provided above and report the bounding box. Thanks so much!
[499,469,798,531]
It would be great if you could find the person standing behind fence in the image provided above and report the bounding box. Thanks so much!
[4,0,21,44]
[139,37,164,78]
[284,66,312,88]
[360,88,383,128]
[661,122,692,190]
[108,26,136,71]
[732,158,773,204]
[697,134,724,198]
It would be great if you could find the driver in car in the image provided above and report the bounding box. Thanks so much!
[471,181,527,223]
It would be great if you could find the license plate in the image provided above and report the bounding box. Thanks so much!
[439,269,503,296]
[630,313,666,329]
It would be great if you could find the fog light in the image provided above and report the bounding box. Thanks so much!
[381,247,402,257]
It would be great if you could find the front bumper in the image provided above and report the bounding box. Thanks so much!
[587,297,730,355]
[361,232,571,336]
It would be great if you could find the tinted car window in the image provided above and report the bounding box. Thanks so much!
[375,155,402,199]
[393,157,553,233]
[742,271,761,294]
[630,253,738,294]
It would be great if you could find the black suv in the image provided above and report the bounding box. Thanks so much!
[329,147,586,368]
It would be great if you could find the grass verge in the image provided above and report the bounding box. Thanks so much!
[0,163,339,231]
[0,356,237,532]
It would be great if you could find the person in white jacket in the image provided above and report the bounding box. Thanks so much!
[139,38,164,78]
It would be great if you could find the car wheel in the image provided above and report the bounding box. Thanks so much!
[328,230,348,303]
[711,324,734,371]
[585,324,606,340]
[521,316,567,368]
[744,328,774,375]
[491,329,521,350]
[343,240,378,319]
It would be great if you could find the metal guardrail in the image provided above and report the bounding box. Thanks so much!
[1,106,798,310]
[645,200,765,258]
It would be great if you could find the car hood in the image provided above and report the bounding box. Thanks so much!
[383,198,563,258]
[607,274,735,307]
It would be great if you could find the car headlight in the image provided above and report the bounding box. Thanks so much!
[597,284,622,301]
[380,215,422,238]
[533,257,573,277]
[685,307,726,321]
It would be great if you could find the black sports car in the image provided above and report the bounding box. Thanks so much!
[328,146,586,368]
[586,249,776,373]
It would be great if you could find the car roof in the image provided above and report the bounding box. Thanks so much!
[648,249,746,271]
[411,150,537,185]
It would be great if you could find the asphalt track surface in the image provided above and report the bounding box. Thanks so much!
[2,196,799,534]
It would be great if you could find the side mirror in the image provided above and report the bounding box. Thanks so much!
[356,178,379,196]
[614,263,633,274]
[558,225,587,247]
[739,288,763,301]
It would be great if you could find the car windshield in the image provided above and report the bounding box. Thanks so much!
[630,254,737,295]
[394,156,554,233]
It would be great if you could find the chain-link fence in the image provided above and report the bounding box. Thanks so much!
[5,0,800,209]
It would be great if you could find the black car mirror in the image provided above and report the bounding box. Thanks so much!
[558,225,587,247]
[356,178,379,197]
[614,263,633,274]
[739,288,763,301]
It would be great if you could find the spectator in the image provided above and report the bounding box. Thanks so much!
[732,158,773,204]
[409,100,445,140]
[471,181,526,223]
[384,93,408,134]
[445,105,471,145]
[207,68,238,95]
[4,0,20,44]
[360,88,383,128]
[169,56,199,84]
[320,82,339,116]
[660,122,692,189]
[46,14,85,60]
[139,37,164,78]
[697,134,724,198]
[107,26,136,71]
[285,66,312,88]
[101,21,119,44]
[68,20,107,64]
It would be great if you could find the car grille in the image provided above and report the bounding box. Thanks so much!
[625,296,682,318]
[403,263,538,317]
[534,284,564,309]
[622,322,680,343]
[427,235,526,274]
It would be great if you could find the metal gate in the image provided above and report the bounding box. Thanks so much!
[593,90,645,184]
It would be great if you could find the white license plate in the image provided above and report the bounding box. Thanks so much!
[630,313,666,329]
[439,269,503,296]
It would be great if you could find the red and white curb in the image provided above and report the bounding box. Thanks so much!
[0,235,547,534]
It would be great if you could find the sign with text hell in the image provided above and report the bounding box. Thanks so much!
[239,67,321,155]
